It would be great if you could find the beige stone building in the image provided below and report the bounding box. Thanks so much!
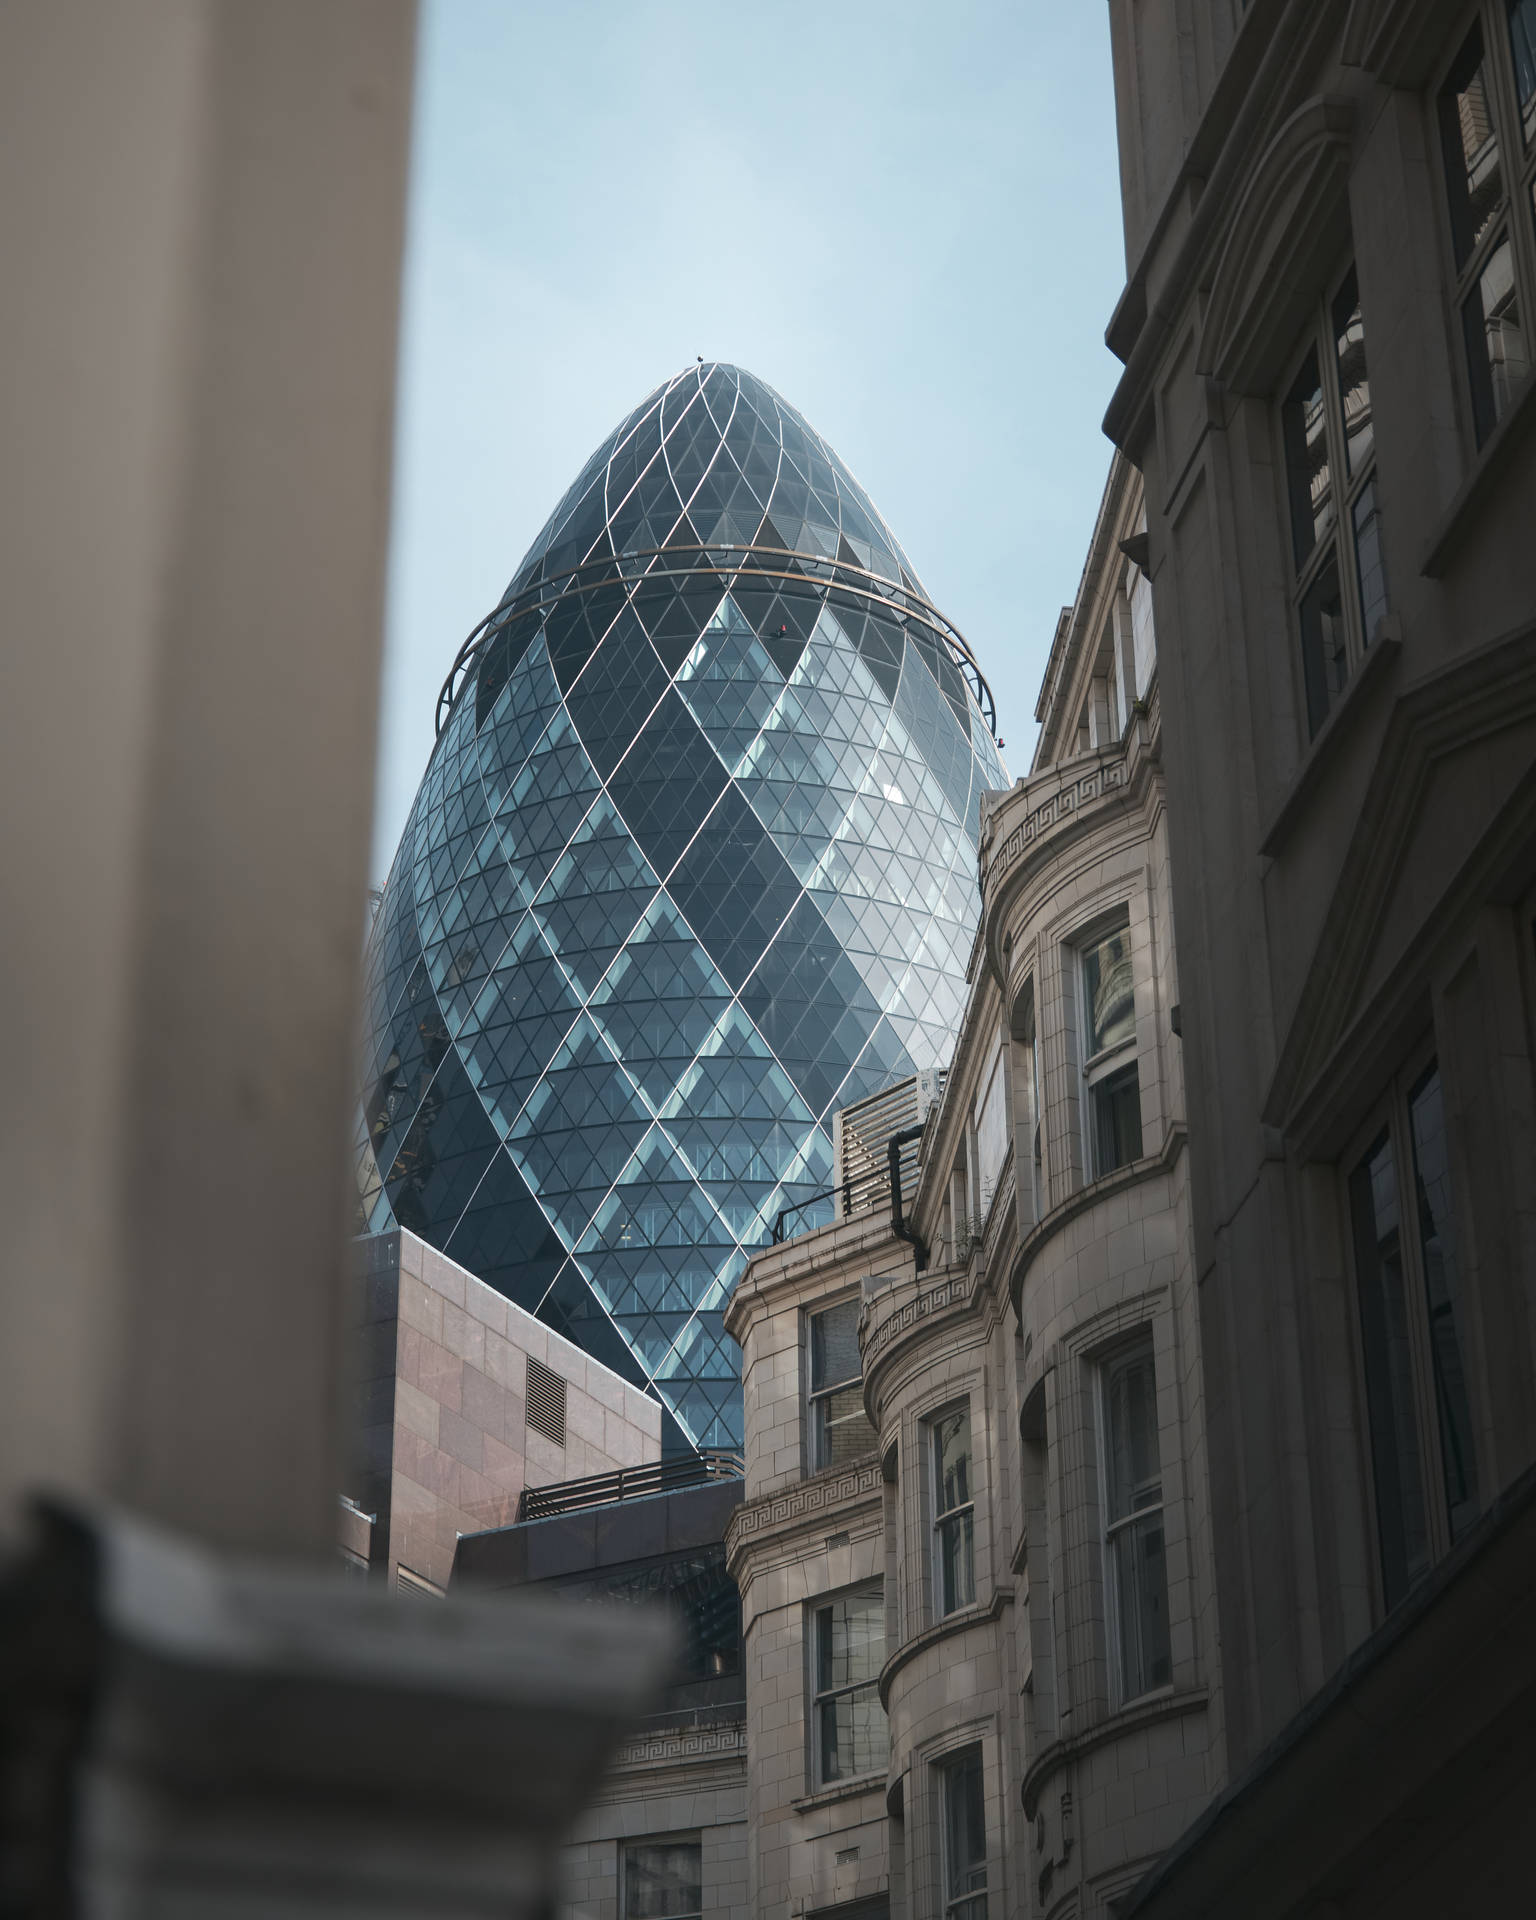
[1100,1,1536,1913]
[720,448,1213,1920]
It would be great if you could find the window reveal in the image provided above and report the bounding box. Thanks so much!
[1101,1339,1172,1702]
[932,1404,977,1615]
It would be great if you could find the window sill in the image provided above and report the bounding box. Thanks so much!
[790,1773,888,1815]
[1257,622,1401,858]
[1421,366,1536,580]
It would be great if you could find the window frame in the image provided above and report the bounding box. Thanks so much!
[1433,3,1536,450]
[1276,256,1385,739]
[806,1291,876,1474]
[809,1580,890,1789]
[1095,1332,1173,1708]
[1075,913,1143,1181]
[935,1742,989,1920]
[929,1400,977,1619]
[1342,1044,1484,1616]
[621,1831,703,1920]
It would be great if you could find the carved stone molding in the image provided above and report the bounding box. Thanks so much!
[610,1719,747,1773]
[725,1461,884,1563]
[982,760,1127,902]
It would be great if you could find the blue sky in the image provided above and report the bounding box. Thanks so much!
[372,0,1128,882]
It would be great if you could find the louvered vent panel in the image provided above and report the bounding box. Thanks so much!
[526,1356,567,1447]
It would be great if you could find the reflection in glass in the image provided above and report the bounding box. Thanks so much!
[934,1405,976,1615]
[1083,927,1136,1056]
[814,1588,888,1782]
[1439,26,1504,266]
[1331,266,1373,476]
[1352,479,1389,646]
[624,1839,702,1920]
[809,1296,876,1469]
[1350,1133,1430,1609]
[1463,233,1529,443]
[1509,0,1536,145]
[1103,1341,1171,1700]
[1282,346,1334,569]
[1408,1067,1480,1542]
[1298,551,1347,737]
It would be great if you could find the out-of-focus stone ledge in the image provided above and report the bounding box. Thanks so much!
[1,1499,675,1918]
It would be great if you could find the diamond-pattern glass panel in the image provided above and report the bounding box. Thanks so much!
[360,364,1005,1450]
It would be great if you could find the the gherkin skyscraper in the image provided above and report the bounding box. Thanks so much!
[358,363,1005,1450]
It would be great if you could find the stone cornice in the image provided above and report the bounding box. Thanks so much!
[979,712,1163,990]
[878,1587,1013,1710]
[725,1214,909,1345]
[610,1717,747,1775]
[1263,619,1536,1142]
[724,1460,884,1576]
[1021,1687,1209,1819]
[1010,1127,1187,1325]
[860,1263,997,1419]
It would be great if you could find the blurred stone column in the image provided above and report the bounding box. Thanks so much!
[0,8,674,1913]
[0,0,411,1554]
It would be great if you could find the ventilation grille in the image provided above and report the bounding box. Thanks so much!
[396,1564,444,1599]
[526,1356,567,1447]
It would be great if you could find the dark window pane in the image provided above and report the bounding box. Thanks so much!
[816,1591,884,1690]
[1462,233,1529,445]
[1352,478,1389,644]
[624,1839,701,1920]
[1408,1067,1480,1541]
[1298,550,1347,737]
[1331,266,1374,477]
[1281,346,1334,570]
[810,1296,860,1391]
[941,1746,987,1912]
[1104,1346,1161,1522]
[1350,1135,1431,1608]
[1093,1063,1143,1176]
[1507,0,1536,146]
[1111,1513,1172,1697]
[1439,25,1504,267]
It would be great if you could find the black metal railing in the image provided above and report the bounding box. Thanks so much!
[517,1449,744,1523]
[769,1132,924,1244]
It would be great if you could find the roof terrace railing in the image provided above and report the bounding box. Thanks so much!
[517,1450,744,1523]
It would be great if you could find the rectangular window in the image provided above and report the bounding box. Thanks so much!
[937,1746,988,1920]
[932,1404,976,1615]
[809,1296,876,1471]
[813,1586,889,1784]
[1080,921,1142,1179]
[1280,261,1387,736]
[1348,1060,1481,1610]
[974,1037,1008,1220]
[623,1836,702,1920]
[1437,11,1536,447]
[1101,1339,1172,1702]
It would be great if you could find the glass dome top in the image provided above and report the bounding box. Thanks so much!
[359,363,1005,1451]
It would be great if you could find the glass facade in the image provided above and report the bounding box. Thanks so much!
[357,363,1004,1449]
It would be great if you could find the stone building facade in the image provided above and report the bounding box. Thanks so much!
[1100,1,1536,1911]
[721,450,1215,1920]
[350,1229,661,1591]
